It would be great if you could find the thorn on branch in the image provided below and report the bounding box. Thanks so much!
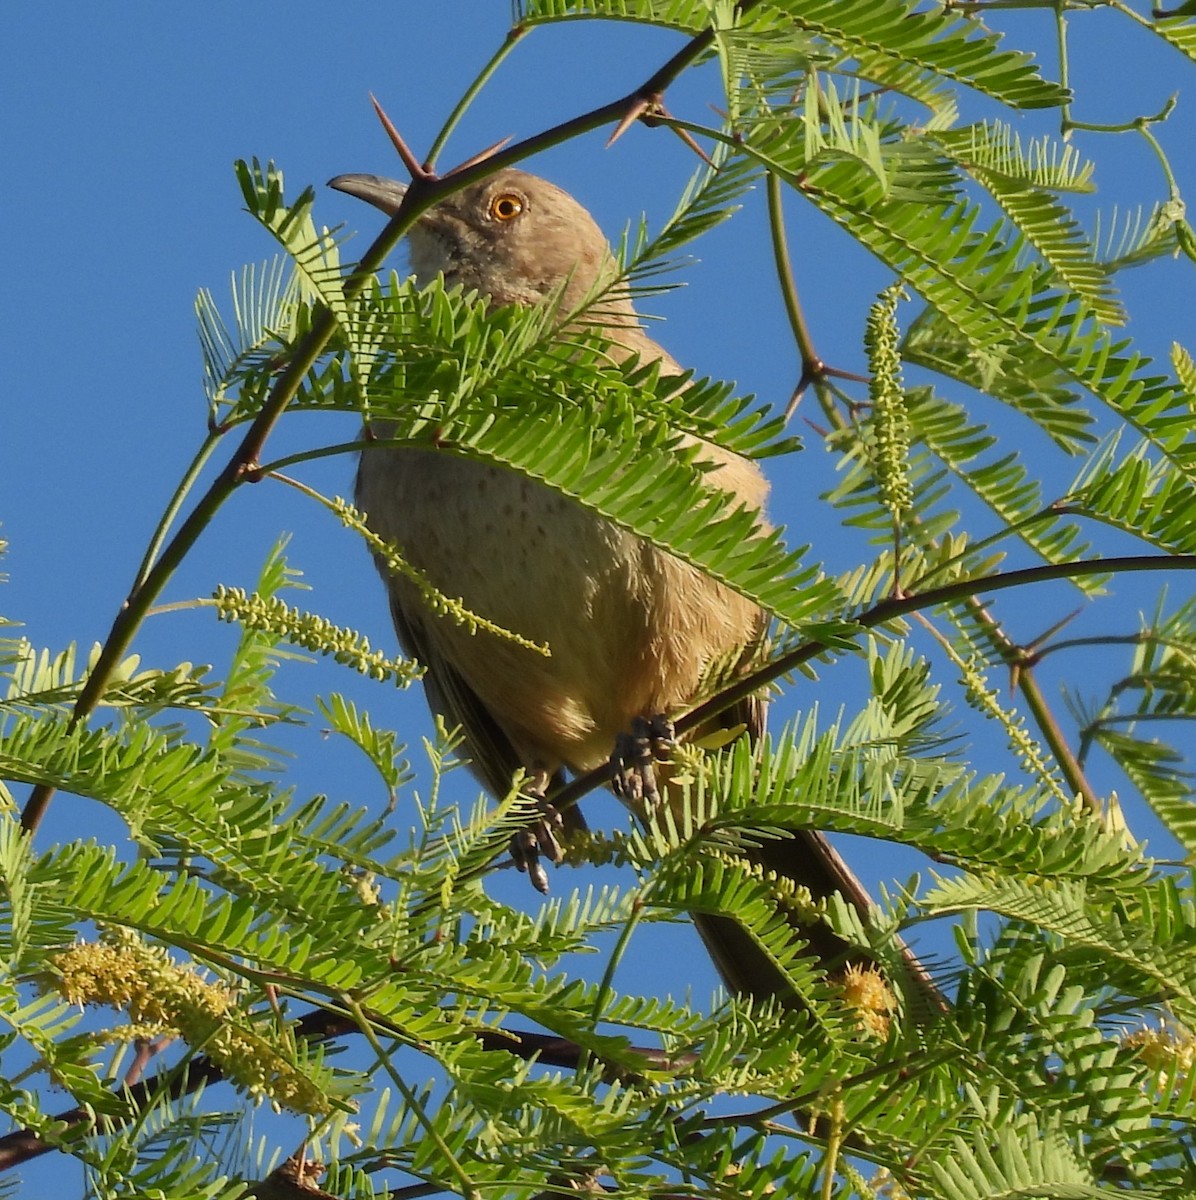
[607,95,651,147]
[607,92,715,167]
[668,120,715,167]
[446,135,516,176]
[1025,607,1084,659]
[370,93,436,182]
[785,360,825,420]
[640,97,715,166]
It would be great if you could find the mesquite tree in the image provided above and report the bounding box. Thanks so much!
[4,3,1196,1197]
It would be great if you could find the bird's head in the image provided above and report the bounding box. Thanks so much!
[328,168,621,311]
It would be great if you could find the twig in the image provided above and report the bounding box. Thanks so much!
[0,1008,696,1174]
[545,552,1196,818]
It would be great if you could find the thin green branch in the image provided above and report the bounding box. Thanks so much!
[765,170,867,419]
[767,170,822,417]
[907,505,1081,592]
[424,26,528,168]
[130,429,225,593]
[399,1,764,200]
[970,599,1103,812]
[254,439,372,476]
[819,393,1102,809]
[1062,91,1177,137]
[711,1047,957,1137]
[344,994,480,1200]
[1017,668,1101,809]
[1090,711,1196,728]
[1033,632,1153,660]
[1054,0,1072,137]
[773,174,1107,814]
[1137,117,1184,202]
[589,896,644,1026]
[821,1100,844,1200]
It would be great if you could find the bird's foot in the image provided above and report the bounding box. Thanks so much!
[611,714,676,808]
[509,792,566,896]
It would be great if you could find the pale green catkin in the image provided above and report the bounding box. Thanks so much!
[864,282,913,518]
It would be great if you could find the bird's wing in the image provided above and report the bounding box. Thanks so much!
[388,590,584,833]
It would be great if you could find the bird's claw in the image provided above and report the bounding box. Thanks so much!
[510,798,566,895]
[612,714,676,808]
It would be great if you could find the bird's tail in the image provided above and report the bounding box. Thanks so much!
[690,824,943,1017]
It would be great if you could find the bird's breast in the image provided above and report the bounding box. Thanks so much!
[356,445,766,772]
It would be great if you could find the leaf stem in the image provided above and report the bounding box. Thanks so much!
[344,994,480,1200]
[424,26,528,168]
[130,430,225,593]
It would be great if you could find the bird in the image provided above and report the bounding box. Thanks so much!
[328,166,911,1006]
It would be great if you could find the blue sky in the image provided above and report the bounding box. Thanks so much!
[4,4,1196,1191]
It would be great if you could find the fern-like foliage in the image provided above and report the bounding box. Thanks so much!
[6,1,1196,1196]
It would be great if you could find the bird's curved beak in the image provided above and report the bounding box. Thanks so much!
[327,174,409,216]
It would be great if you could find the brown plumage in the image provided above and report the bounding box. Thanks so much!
[330,167,915,1006]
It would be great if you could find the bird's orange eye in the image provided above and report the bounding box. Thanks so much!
[489,192,524,221]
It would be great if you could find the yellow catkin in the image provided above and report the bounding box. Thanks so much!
[839,962,896,1040]
[50,933,328,1115]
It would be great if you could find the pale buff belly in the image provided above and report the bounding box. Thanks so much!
[355,446,766,773]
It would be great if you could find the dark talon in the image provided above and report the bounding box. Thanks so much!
[536,802,565,863]
[646,714,676,759]
[510,798,565,895]
[612,714,676,808]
